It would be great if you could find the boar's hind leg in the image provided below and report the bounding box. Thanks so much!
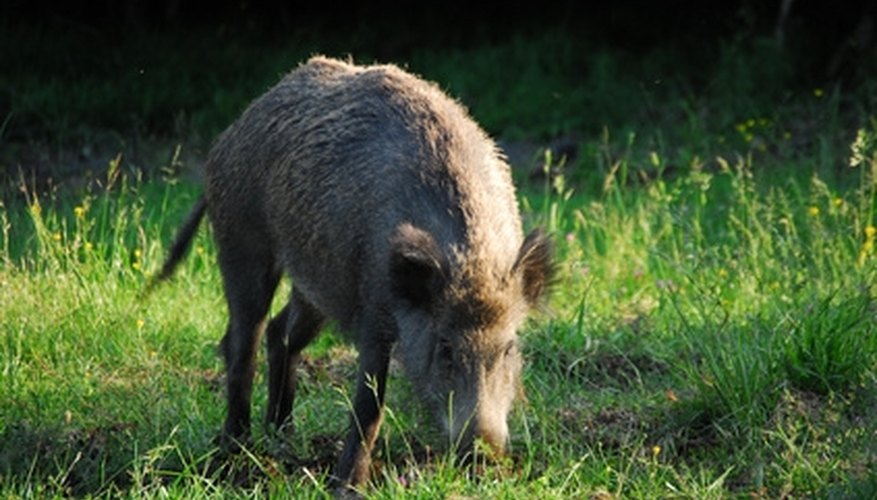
[217,248,280,447]
[266,291,324,431]
[333,325,394,488]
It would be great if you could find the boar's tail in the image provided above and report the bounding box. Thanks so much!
[145,196,207,292]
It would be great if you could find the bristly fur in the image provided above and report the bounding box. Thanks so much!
[514,228,557,308]
[155,56,553,489]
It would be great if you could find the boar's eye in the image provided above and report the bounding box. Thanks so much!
[436,339,455,369]
[439,340,454,360]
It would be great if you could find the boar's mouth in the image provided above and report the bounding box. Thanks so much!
[431,392,509,459]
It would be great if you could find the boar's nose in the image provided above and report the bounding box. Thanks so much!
[451,407,509,459]
[475,410,509,455]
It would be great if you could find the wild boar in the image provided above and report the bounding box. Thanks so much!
[156,56,553,488]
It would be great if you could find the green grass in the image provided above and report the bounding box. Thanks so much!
[3,30,877,498]
[3,125,876,497]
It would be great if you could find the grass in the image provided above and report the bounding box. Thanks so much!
[3,29,877,498]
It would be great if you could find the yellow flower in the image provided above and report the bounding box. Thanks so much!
[136,318,145,329]
[52,232,62,242]
[652,445,662,458]
[863,240,874,253]
[134,248,142,258]
[866,225,876,239]
[74,206,86,219]
[84,242,93,252]
[718,268,728,279]
[833,197,843,208]
[132,261,141,271]
[808,206,820,217]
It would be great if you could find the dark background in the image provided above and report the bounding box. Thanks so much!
[5,1,874,78]
[2,0,876,184]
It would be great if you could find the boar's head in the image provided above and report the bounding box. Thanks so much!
[389,222,553,455]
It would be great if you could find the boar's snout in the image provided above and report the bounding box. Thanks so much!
[469,408,510,454]
[439,358,519,458]
[444,399,511,460]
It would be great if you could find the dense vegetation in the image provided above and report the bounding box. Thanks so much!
[2,15,876,497]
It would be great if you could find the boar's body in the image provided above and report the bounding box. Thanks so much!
[160,56,551,489]
[208,56,522,331]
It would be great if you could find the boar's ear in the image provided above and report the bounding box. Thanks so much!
[390,223,445,308]
[513,229,554,307]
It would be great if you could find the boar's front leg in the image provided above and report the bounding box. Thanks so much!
[266,291,324,431]
[332,322,394,488]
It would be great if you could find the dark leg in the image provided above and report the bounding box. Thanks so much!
[266,291,324,430]
[332,332,393,488]
[217,249,279,447]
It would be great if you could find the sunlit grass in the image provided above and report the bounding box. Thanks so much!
[5,118,875,497]
[3,29,877,497]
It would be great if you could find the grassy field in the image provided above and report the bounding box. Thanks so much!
[2,30,877,498]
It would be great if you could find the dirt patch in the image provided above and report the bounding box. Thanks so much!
[1,134,205,200]
[561,406,652,451]
[196,368,225,395]
[297,345,358,391]
[0,420,138,496]
[497,134,581,180]
[565,351,670,389]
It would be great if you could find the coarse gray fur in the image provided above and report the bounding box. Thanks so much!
[157,56,553,490]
